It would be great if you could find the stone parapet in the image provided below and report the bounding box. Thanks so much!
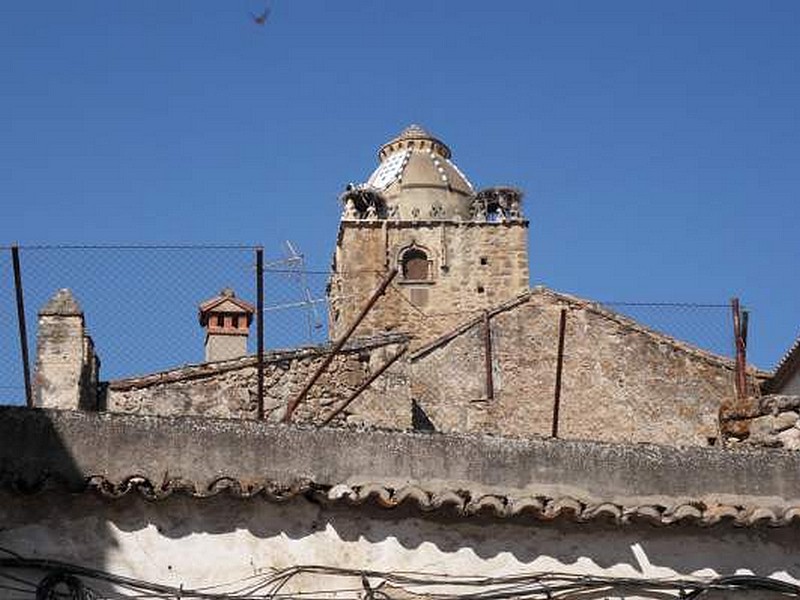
[2,407,800,526]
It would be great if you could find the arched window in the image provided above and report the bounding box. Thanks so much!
[401,248,430,281]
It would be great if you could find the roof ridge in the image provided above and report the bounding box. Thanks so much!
[411,285,754,373]
[535,287,741,371]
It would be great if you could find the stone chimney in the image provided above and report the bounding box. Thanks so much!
[34,289,100,410]
[198,288,255,362]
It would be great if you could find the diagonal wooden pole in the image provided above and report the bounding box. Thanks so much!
[320,345,408,426]
[282,268,398,423]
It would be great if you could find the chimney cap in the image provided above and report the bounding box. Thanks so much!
[198,288,255,326]
[40,288,83,317]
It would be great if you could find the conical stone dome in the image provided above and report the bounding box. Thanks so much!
[364,125,474,220]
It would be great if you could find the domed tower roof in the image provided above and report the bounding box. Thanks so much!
[362,124,475,220]
[377,124,452,160]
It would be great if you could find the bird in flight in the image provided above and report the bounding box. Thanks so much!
[250,6,270,25]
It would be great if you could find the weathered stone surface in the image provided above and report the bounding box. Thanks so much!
[39,288,83,316]
[721,395,800,450]
[747,416,780,446]
[761,394,800,415]
[34,289,99,411]
[411,288,734,446]
[3,410,800,597]
[774,411,799,431]
[777,427,800,450]
[5,406,800,519]
[105,336,411,429]
[329,221,530,348]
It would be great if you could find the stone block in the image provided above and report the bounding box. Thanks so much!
[746,416,783,447]
[777,427,800,450]
[773,411,799,432]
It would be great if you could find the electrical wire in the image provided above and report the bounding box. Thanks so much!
[3,553,800,600]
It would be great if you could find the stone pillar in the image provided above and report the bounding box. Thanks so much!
[34,289,100,411]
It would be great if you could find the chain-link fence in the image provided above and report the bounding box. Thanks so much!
[599,301,736,359]
[409,298,742,442]
[0,249,22,405]
[0,245,745,416]
[0,245,337,406]
[263,268,330,349]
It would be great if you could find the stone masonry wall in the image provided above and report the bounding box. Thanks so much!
[105,338,410,429]
[34,290,100,411]
[720,394,800,449]
[412,289,734,446]
[329,220,529,348]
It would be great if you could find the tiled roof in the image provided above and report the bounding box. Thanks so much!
[73,476,800,527]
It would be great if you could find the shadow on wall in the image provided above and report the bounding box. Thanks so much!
[0,409,117,598]
[1,408,798,593]
[85,493,800,582]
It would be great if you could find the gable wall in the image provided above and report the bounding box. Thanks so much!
[412,293,734,445]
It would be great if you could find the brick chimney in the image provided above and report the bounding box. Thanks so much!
[198,288,254,362]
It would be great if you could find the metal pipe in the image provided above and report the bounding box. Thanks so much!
[321,345,408,426]
[283,268,398,423]
[551,308,567,438]
[11,245,33,407]
[731,298,747,399]
[256,247,265,420]
[742,309,749,349]
[483,310,494,400]
[741,308,750,397]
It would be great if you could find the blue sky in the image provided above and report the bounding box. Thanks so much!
[1,0,798,373]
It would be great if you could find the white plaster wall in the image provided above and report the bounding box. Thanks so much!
[1,492,799,599]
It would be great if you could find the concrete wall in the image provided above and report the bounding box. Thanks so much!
[412,289,734,446]
[5,408,800,521]
[105,338,410,428]
[329,220,529,346]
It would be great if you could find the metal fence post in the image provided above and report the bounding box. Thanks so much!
[551,307,567,438]
[483,311,494,400]
[256,247,265,420]
[11,245,33,407]
[731,297,747,399]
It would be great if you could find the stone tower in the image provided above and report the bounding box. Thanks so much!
[328,125,530,344]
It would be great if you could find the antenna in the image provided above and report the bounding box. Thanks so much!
[263,241,325,345]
